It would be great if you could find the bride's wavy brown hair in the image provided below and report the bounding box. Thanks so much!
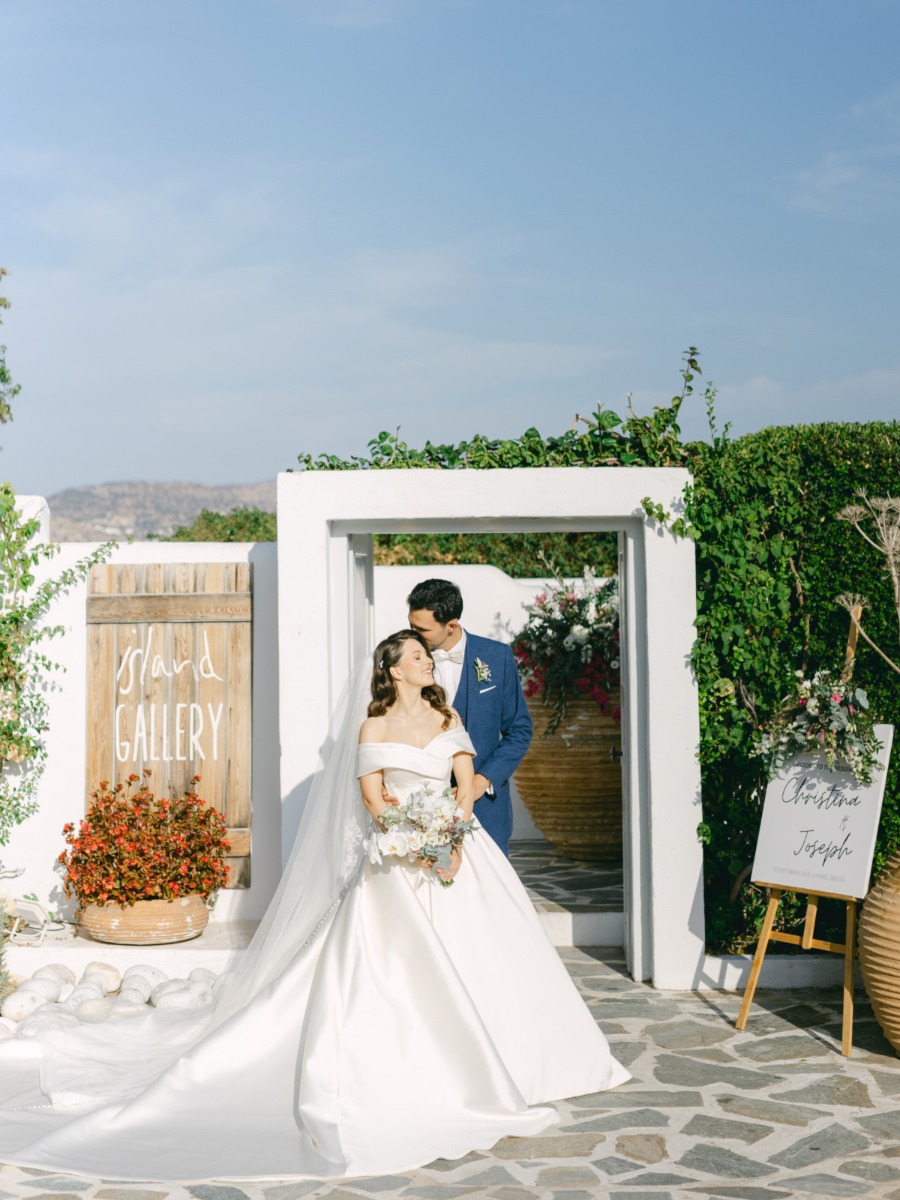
[368,630,455,729]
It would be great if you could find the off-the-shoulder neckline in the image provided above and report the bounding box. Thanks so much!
[358,728,471,753]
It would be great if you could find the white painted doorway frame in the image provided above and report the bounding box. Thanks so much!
[276,466,704,989]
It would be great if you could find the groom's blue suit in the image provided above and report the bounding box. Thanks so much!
[451,631,533,857]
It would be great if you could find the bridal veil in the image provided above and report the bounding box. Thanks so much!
[14,660,374,1105]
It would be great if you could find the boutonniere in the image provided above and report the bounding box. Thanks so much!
[474,658,492,685]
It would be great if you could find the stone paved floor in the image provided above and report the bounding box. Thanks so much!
[509,841,623,914]
[2,946,899,1200]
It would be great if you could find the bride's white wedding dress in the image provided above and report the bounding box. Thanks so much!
[0,724,628,1182]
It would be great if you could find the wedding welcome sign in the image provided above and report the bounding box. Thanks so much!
[751,724,894,899]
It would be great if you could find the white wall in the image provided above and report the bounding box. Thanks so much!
[0,529,280,922]
[373,564,543,645]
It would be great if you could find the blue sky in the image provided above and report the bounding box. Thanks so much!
[2,0,899,495]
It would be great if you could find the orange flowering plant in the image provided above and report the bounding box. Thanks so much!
[59,771,230,907]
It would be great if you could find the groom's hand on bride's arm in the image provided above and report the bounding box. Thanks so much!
[472,773,492,801]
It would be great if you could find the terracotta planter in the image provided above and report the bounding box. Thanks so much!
[515,690,623,862]
[859,849,900,1054]
[78,895,209,945]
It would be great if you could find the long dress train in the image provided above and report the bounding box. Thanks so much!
[0,727,628,1181]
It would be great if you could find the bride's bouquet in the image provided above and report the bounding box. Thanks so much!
[365,785,475,887]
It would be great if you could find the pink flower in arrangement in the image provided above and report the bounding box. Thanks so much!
[831,693,842,702]
[798,698,807,707]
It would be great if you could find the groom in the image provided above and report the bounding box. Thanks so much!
[406,578,533,857]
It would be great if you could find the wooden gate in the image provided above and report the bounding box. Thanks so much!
[86,563,252,887]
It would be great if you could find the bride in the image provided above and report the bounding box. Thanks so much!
[0,630,629,1182]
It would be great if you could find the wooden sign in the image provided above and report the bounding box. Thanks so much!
[751,725,894,900]
[86,563,252,887]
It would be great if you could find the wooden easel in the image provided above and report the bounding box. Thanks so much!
[735,884,858,1055]
[737,604,866,1057]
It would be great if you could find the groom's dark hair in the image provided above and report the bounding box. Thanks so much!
[407,578,463,625]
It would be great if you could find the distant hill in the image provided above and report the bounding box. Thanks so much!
[46,481,276,542]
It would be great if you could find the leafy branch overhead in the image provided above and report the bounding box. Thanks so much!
[296,349,700,473]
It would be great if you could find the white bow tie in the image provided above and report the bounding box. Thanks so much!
[432,646,464,665]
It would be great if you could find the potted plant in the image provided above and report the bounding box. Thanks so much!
[511,567,622,861]
[58,771,230,945]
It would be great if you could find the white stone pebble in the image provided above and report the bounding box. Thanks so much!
[84,961,121,993]
[188,967,218,986]
[150,979,189,1007]
[33,963,77,987]
[119,975,152,1002]
[187,982,213,1006]
[122,964,167,989]
[31,1001,64,1015]
[18,976,62,1002]
[118,986,151,1006]
[66,983,105,1006]
[0,962,220,1029]
[1,989,45,1021]
[76,997,117,1023]
[81,971,114,996]
[107,1000,148,1020]
[154,984,212,1011]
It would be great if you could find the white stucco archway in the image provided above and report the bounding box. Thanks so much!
[276,467,704,989]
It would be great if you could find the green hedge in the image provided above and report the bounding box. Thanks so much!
[373,531,618,578]
[688,419,900,950]
[161,507,277,542]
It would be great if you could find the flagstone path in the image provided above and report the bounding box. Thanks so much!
[2,945,898,1200]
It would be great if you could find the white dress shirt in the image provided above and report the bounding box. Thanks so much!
[431,629,467,705]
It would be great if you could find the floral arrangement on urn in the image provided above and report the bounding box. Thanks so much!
[511,567,622,862]
[750,667,883,786]
[59,771,230,945]
[512,566,620,734]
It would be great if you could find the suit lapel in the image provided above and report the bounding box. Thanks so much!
[454,635,472,724]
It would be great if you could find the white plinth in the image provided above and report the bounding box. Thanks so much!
[4,919,258,981]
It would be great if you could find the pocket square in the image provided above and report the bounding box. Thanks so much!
[478,685,497,694]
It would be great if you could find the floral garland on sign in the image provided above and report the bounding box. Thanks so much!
[512,566,619,734]
[751,667,884,785]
